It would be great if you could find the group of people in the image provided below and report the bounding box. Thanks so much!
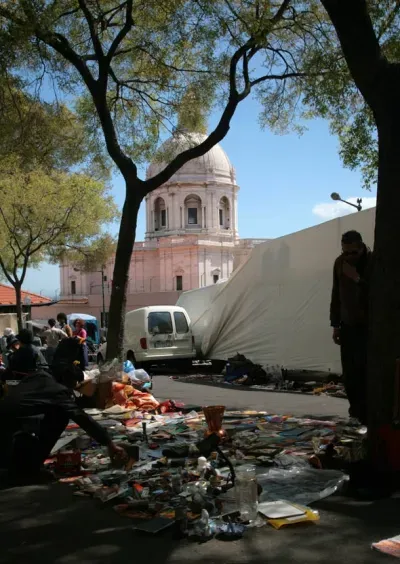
[0,314,88,376]
[0,314,126,487]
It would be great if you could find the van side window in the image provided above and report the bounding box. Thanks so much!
[148,312,173,334]
[174,312,189,334]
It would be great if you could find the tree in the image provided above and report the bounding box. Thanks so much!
[0,0,326,359]
[0,156,117,329]
[300,0,400,464]
[0,72,109,180]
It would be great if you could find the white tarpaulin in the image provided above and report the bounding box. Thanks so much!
[176,280,227,353]
[194,208,375,372]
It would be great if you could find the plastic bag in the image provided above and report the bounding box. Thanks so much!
[128,368,151,387]
[123,360,135,373]
[99,358,121,383]
[257,467,347,506]
[132,369,150,383]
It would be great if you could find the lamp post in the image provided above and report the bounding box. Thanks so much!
[331,192,362,212]
[101,266,106,329]
[74,265,107,329]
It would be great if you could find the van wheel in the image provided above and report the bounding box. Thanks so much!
[126,350,142,369]
[126,350,136,363]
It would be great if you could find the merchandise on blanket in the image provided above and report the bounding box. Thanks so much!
[110,381,159,411]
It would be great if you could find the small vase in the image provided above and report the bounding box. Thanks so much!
[203,405,227,439]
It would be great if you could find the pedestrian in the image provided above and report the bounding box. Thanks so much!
[1,328,14,361]
[73,318,87,340]
[4,336,20,371]
[0,361,126,486]
[330,230,372,424]
[41,319,68,367]
[73,318,89,369]
[7,329,47,379]
[57,313,73,337]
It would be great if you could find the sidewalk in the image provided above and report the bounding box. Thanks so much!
[0,481,398,564]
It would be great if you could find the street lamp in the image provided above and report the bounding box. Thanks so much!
[331,192,362,212]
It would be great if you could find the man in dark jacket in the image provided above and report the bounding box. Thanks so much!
[0,362,125,485]
[330,230,372,423]
[7,329,47,377]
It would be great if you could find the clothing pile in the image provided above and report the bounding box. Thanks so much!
[224,353,269,386]
[110,382,159,412]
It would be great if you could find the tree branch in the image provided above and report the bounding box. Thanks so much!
[320,0,388,110]
[106,0,134,63]
[78,0,105,61]
[271,0,292,24]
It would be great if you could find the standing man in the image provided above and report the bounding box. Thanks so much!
[42,319,68,366]
[330,230,372,424]
[57,313,73,338]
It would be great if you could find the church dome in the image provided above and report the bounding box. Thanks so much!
[146,131,236,185]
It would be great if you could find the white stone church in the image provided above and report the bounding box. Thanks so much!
[35,130,266,323]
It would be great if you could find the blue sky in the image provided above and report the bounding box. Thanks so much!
[23,95,376,297]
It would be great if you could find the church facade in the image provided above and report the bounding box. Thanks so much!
[33,131,266,323]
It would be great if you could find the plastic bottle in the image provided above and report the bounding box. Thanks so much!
[197,456,208,478]
[234,465,258,521]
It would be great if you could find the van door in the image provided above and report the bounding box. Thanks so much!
[173,311,193,356]
[147,311,175,357]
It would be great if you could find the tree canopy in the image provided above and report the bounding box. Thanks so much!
[0,154,117,327]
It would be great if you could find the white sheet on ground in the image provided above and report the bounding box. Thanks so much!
[192,208,375,372]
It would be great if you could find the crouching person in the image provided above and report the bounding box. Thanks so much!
[0,362,125,486]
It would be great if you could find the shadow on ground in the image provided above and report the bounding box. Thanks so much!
[0,480,399,564]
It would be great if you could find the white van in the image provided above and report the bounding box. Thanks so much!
[97,306,195,370]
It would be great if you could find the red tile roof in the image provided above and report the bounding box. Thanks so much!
[57,298,88,305]
[0,284,52,306]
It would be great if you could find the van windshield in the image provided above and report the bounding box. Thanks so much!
[148,312,173,334]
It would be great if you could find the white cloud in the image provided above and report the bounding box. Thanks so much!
[312,196,376,220]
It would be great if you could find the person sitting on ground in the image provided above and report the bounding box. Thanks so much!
[7,329,47,379]
[41,318,68,367]
[57,313,73,338]
[0,361,126,486]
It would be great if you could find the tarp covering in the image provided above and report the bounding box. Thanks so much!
[176,280,227,353]
[192,208,375,372]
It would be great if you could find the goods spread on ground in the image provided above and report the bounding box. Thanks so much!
[47,393,366,541]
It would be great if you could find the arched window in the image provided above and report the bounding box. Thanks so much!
[154,197,166,231]
[219,196,230,229]
[184,194,202,227]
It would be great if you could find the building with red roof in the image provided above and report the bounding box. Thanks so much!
[0,284,52,313]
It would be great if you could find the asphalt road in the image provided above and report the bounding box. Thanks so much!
[1,378,397,564]
[154,375,349,419]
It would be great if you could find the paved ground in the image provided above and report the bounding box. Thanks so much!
[0,377,397,564]
[155,375,349,419]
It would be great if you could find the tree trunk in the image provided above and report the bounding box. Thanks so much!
[367,101,400,465]
[106,183,141,361]
[14,283,23,332]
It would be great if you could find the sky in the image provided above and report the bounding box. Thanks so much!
[23,95,376,297]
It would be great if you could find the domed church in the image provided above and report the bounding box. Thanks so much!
[52,130,267,323]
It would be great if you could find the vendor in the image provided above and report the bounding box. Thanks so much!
[0,362,126,486]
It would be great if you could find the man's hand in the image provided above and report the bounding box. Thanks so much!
[332,327,341,345]
[342,261,360,282]
[108,442,128,462]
